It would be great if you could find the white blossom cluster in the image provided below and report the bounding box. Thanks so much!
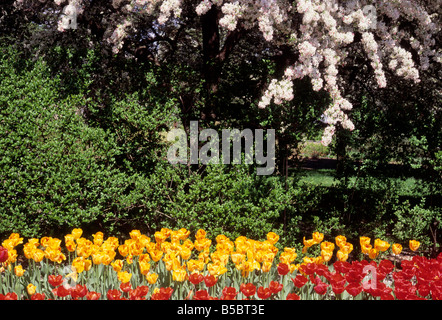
[13,0,439,146]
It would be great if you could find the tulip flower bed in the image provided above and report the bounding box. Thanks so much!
[0,228,440,300]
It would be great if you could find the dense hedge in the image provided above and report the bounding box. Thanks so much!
[0,46,291,243]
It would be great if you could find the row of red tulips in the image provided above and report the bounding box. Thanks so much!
[2,253,441,300]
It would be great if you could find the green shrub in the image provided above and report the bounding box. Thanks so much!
[0,47,129,237]
[298,140,330,159]
[392,199,441,250]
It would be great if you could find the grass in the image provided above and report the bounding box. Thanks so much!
[294,168,424,197]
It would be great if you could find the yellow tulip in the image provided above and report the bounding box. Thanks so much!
[165,257,181,271]
[361,243,372,255]
[303,237,316,248]
[392,243,403,255]
[194,238,211,251]
[129,230,141,241]
[198,250,210,264]
[177,228,190,240]
[149,249,163,262]
[360,236,371,247]
[117,271,132,283]
[139,235,151,248]
[64,234,75,243]
[172,267,187,282]
[92,232,104,246]
[261,261,272,272]
[340,242,353,254]
[320,241,335,252]
[154,231,167,244]
[266,232,279,245]
[321,249,333,262]
[290,264,299,273]
[32,249,45,263]
[336,250,348,262]
[279,251,297,264]
[92,251,104,265]
[374,239,390,252]
[23,243,37,259]
[303,256,316,264]
[179,247,192,260]
[102,250,116,265]
[409,240,420,252]
[4,233,23,248]
[14,265,25,277]
[312,232,324,244]
[314,256,324,264]
[65,240,77,252]
[195,229,206,240]
[71,228,83,240]
[72,257,92,273]
[111,259,124,272]
[211,251,229,265]
[146,273,158,285]
[160,228,172,238]
[368,248,379,259]
[335,235,347,248]
[27,283,36,296]
[40,236,52,248]
[139,260,151,275]
[215,234,230,244]
[262,251,276,263]
[103,236,120,250]
[1,239,15,251]
[207,262,228,277]
[186,259,205,272]
[231,252,245,265]
[170,231,181,243]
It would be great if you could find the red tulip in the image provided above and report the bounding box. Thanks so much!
[313,277,329,295]
[345,283,362,297]
[345,268,364,283]
[0,246,8,263]
[277,263,290,276]
[193,290,211,300]
[378,259,394,274]
[240,283,256,297]
[221,287,237,300]
[333,261,351,274]
[0,292,18,300]
[151,287,173,300]
[129,286,149,300]
[286,293,300,300]
[188,273,204,285]
[291,275,308,288]
[31,293,46,300]
[70,284,88,299]
[48,274,64,287]
[257,287,271,300]
[120,282,132,293]
[417,283,430,297]
[315,264,331,279]
[269,281,283,294]
[332,283,345,295]
[107,289,122,300]
[53,285,71,298]
[298,263,316,276]
[381,293,395,300]
[86,291,101,300]
[204,274,217,287]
